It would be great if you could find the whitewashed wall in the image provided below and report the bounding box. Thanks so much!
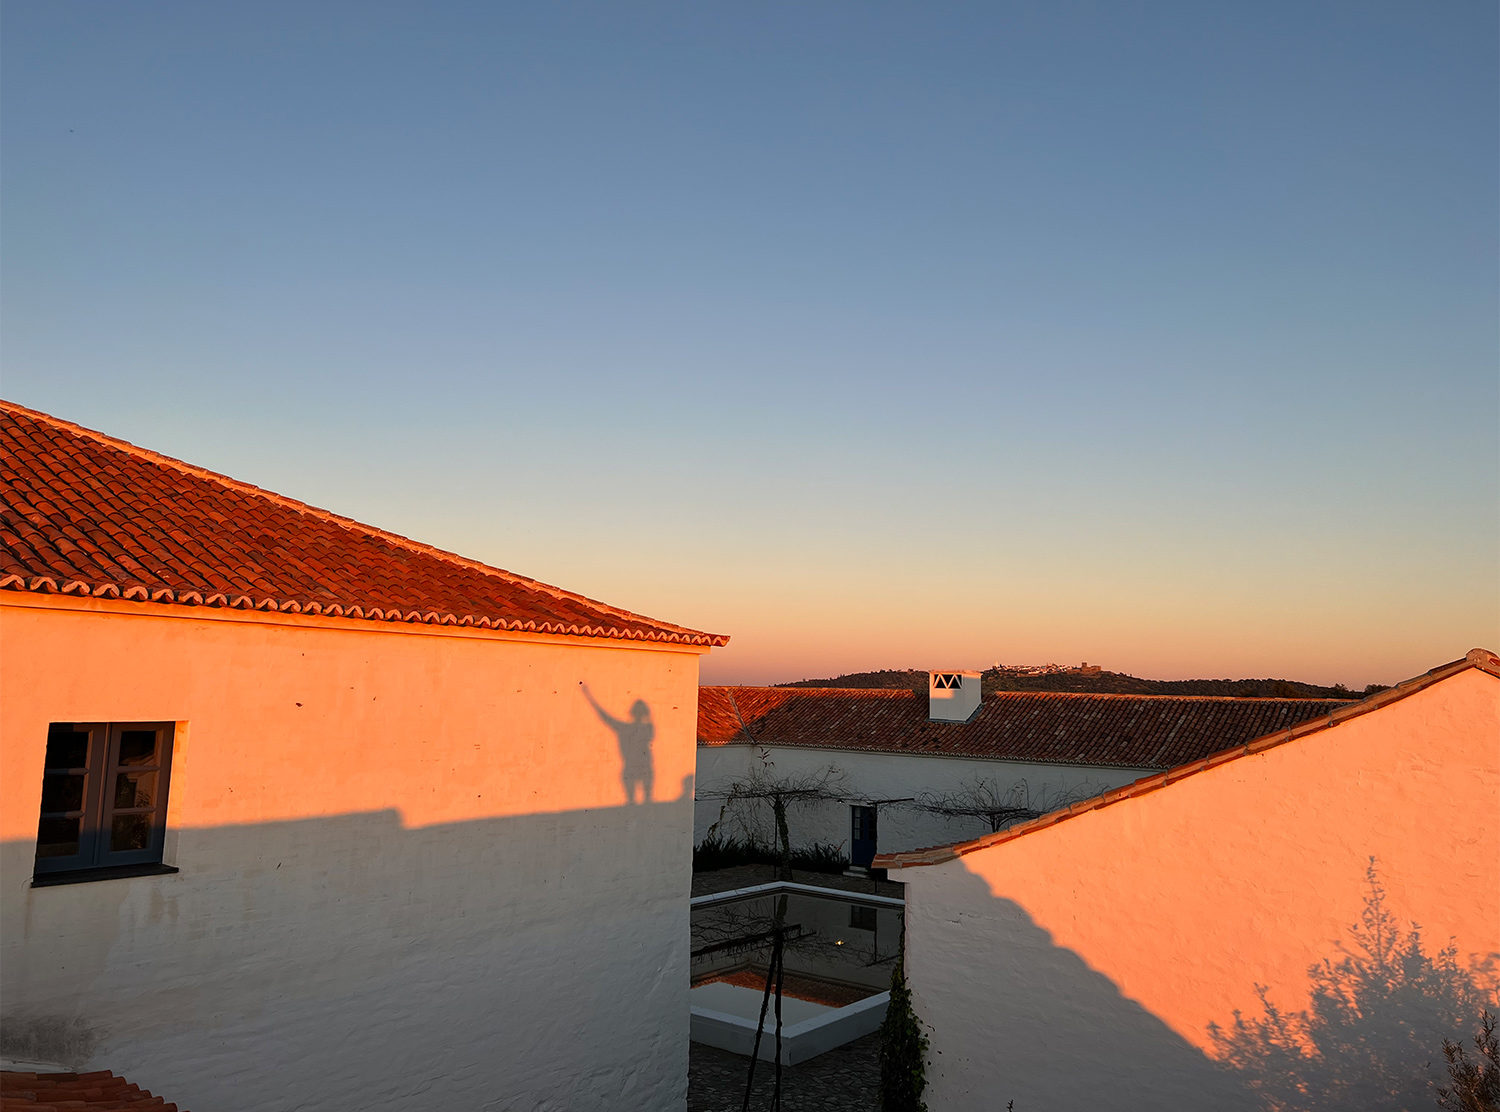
[889,666,1500,1112]
[2,595,707,1112]
[696,744,1145,858]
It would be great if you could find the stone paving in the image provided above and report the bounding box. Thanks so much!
[688,1031,880,1112]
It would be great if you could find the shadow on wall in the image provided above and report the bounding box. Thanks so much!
[1207,860,1499,1112]
[915,863,1497,1112]
[581,683,654,804]
[0,785,696,1112]
[914,865,1262,1112]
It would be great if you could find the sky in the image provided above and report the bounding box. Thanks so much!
[3,2,1496,688]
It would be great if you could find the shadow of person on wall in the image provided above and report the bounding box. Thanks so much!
[580,682,654,804]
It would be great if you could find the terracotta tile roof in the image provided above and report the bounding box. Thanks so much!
[1,1070,182,1110]
[0,401,727,648]
[874,648,1500,869]
[698,685,1350,769]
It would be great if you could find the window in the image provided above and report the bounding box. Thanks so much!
[34,722,176,884]
[849,905,878,931]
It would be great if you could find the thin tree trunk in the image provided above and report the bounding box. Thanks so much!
[773,794,792,882]
[772,929,785,1110]
[742,948,774,1112]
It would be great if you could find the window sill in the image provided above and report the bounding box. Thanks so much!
[31,863,179,888]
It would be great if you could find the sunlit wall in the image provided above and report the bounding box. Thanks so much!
[888,663,1500,1111]
[0,594,709,1112]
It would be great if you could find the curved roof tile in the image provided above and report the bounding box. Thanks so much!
[698,685,1352,769]
[0,401,727,648]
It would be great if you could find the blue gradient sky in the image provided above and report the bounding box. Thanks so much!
[4,2,1495,686]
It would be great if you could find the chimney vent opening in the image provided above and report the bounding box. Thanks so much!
[928,669,981,722]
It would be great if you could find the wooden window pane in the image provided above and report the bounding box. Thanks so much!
[37,816,82,857]
[44,725,90,770]
[110,813,153,853]
[117,729,159,767]
[113,771,157,810]
[41,773,86,813]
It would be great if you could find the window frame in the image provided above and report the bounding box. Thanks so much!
[33,721,177,883]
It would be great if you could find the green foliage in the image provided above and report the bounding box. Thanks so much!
[693,832,768,871]
[879,958,929,1112]
[1438,1010,1500,1112]
[692,832,849,874]
[790,841,851,873]
[1208,860,1495,1111]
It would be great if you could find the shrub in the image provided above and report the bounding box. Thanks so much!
[692,832,773,871]
[1208,860,1495,1111]
[879,957,929,1112]
[692,832,849,874]
[789,841,850,873]
[1438,1010,1500,1112]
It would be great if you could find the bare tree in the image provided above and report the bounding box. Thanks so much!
[915,776,1102,835]
[697,751,852,1107]
[699,748,846,880]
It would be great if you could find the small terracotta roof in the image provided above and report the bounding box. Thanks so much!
[875,648,1500,869]
[0,401,726,648]
[699,685,1350,769]
[0,1070,182,1110]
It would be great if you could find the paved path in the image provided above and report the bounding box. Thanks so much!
[688,1032,881,1112]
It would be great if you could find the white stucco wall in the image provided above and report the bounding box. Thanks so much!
[1,594,708,1112]
[888,667,1500,1112]
[695,744,1143,858]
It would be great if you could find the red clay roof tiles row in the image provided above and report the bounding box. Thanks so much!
[698,685,1352,769]
[0,401,726,648]
[0,1071,181,1111]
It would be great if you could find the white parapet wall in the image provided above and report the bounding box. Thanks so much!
[690,987,890,1066]
[690,881,902,1064]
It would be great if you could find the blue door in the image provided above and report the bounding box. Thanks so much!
[850,805,877,868]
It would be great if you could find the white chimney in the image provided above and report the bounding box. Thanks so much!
[928,670,981,722]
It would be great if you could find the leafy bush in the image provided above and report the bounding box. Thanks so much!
[790,841,850,873]
[692,832,773,871]
[1439,1010,1500,1112]
[1208,860,1495,1111]
[692,832,849,873]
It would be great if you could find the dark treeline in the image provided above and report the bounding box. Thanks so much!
[778,667,1386,701]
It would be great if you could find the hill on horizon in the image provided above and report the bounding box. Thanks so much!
[775,667,1385,701]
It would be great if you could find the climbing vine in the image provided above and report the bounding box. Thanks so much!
[879,957,929,1112]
